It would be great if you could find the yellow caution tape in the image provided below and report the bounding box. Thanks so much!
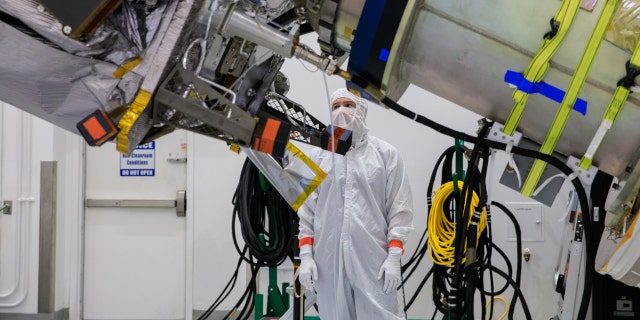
[116,89,152,154]
[522,0,620,196]
[286,142,327,211]
[502,0,582,135]
[112,57,143,79]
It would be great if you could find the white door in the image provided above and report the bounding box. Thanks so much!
[83,130,188,320]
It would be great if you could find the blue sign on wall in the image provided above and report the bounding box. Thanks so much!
[120,142,155,176]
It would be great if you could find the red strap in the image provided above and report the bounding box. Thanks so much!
[326,126,346,152]
[299,237,314,248]
[389,240,405,254]
[253,118,281,154]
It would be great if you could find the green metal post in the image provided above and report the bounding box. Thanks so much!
[254,294,264,320]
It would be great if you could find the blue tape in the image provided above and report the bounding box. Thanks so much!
[379,48,390,62]
[504,70,587,115]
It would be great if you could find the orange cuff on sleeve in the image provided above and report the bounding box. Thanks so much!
[389,240,405,254]
[299,237,314,248]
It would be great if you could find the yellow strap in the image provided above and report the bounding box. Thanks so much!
[116,89,152,154]
[521,0,620,196]
[502,0,582,135]
[579,33,640,169]
[112,57,143,79]
[286,142,328,211]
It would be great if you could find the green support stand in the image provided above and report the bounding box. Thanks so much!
[265,267,289,316]
[254,173,290,319]
[254,294,264,320]
[453,138,465,194]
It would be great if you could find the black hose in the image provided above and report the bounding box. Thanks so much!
[202,158,301,319]
[380,95,593,320]
[197,246,248,320]
[404,266,435,310]
[482,242,513,296]
[450,121,492,319]
[491,201,523,320]
[232,158,298,267]
[402,146,458,313]
[478,264,533,320]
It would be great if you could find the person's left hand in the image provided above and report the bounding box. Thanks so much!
[377,247,402,294]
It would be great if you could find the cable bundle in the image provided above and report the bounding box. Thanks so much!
[428,180,487,267]
[232,158,298,267]
[199,158,298,320]
[380,93,593,320]
[400,122,531,320]
[197,246,260,320]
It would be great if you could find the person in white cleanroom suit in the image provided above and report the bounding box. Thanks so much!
[297,88,414,320]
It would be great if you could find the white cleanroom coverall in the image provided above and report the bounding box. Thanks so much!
[297,88,414,320]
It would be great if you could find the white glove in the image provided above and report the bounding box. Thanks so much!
[377,247,402,294]
[298,245,318,291]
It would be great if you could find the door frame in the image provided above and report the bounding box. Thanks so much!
[77,131,195,320]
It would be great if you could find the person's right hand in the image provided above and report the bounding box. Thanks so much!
[298,245,318,291]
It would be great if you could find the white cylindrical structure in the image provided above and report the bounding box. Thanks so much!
[396,1,639,179]
[323,0,640,208]
[209,4,298,58]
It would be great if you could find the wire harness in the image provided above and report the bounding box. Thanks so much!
[428,181,487,267]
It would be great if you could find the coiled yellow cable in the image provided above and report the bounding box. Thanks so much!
[486,295,509,320]
[428,181,487,267]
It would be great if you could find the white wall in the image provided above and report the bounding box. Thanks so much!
[52,127,85,319]
[0,104,39,313]
[0,103,83,316]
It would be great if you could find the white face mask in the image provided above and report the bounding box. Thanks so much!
[331,106,356,128]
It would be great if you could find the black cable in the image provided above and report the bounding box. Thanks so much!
[430,306,439,320]
[224,263,259,320]
[402,147,456,280]
[432,264,453,313]
[481,242,513,296]
[198,247,247,320]
[383,92,590,319]
[478,264,533,320]
[464,129,492,319]
[589,171,614,320]
[491,201,523,320]
[202,158,301,319]
[402,146,458,312]
[419,146,513,319]
[477,145,492,320]
[411,136,494,318]
[231,158,298,267]
[404,265,435,310]
[424,146,462,314]
[480,284,487,320]
[484,205,497,320]
[450,121,491,320]
[379,95,593,320]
